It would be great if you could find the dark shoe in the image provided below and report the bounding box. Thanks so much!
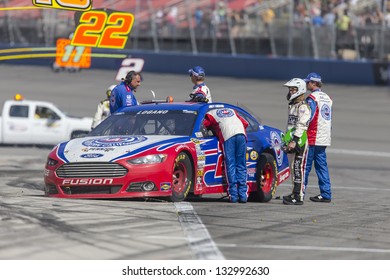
[282,193,294,200]
[310,195,331,203]
[283,194,303,205]
[239,199,247,204]
[230,198,238,203]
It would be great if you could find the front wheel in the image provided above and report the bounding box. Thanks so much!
[249,153,277,202]
[170,152,193,202]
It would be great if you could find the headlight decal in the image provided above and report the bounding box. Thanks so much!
[127,154,167,165]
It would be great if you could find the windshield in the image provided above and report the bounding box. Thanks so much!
[89,110,198,136]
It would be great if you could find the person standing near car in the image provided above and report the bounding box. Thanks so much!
[91,85,116,129]
[188,66,212,103]
[303,72,333,203]
[282,78,311,205]
[203,108,248,203]
[110,71,142,113]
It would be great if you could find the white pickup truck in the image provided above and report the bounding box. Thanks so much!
[0,95,92,146]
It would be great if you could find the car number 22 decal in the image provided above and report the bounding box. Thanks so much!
[71,10,134,49]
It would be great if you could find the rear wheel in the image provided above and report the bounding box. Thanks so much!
[249,153,277,202]
[170,152,193,202]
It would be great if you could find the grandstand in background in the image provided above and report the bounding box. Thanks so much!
[1,0,390,61]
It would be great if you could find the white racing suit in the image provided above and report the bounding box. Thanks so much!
[304,89,333,200]
[190,83,212,103]
[91,99,110,129]
[286,100,311,200]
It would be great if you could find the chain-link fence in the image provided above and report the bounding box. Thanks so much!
[1,0,390,61]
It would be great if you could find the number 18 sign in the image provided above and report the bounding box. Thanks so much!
[32,0,92,11]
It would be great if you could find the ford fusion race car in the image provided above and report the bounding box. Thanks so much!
[44,102,290,202]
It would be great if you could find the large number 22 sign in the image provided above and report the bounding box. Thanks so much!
[33,0,92,11]
[71,11,134,49]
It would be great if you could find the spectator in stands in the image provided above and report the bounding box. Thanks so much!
[336,9,352,52]
[155,8,165,36]
[323,7,336,27]
[166,6,178,37]
[261,7,276,36]
[230,10,239,37]
[194,6,204,36]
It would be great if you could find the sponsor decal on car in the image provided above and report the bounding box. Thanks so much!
[250,150,258,161]
[137,110,168,115]
[82,136,147,147]
[81,147,115,152]
[62,179,114,185]
[247,167,256,177]
[196,176,203,192]
[80,153,104,158]
[270,131,283,166]
[191,138,201,144]
[208,104,224,109]
[160,182,171,191]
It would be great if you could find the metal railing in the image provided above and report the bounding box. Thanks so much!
[0,0,389,62]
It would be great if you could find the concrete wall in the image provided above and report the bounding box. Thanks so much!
[2,46,389,85]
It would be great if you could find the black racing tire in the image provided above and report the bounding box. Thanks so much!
[249,153,277,202]
[170,152,193,202]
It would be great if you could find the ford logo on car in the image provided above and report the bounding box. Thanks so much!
[80,153,104,158]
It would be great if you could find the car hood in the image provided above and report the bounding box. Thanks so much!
[55,135,191,163]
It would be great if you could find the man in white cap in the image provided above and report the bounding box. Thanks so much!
[303,72,333,203]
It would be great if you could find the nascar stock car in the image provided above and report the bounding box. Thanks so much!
[44,101,290,202]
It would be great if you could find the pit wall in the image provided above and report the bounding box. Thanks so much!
[2,47,389,85]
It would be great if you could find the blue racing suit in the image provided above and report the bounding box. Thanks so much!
[109,81,138,113]
[223,134,247,202]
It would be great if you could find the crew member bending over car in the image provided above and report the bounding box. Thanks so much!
[110,71,142,113]
[188,66,212,103]
[203,108,248,203]
[91,85,116,129]
[282,78,311,206]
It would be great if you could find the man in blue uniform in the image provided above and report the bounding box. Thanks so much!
[110,71,142,113]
